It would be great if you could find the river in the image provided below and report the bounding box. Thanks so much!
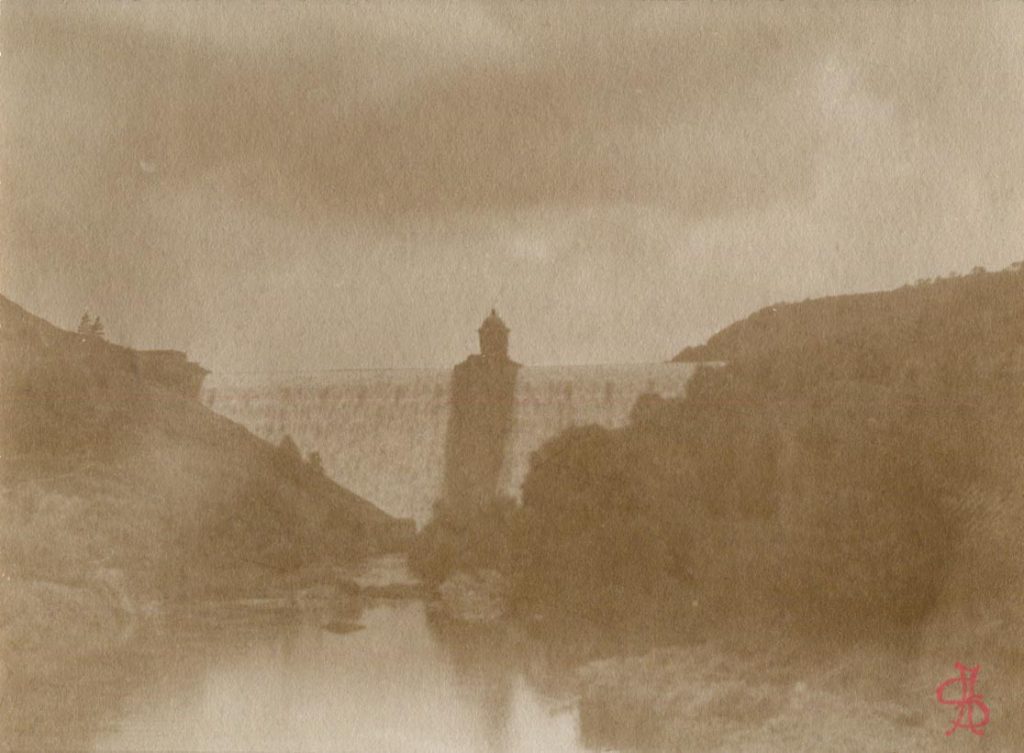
[6,564,600,753]
[3,566,977,752]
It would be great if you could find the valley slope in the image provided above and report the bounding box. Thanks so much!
[0,295,410,679]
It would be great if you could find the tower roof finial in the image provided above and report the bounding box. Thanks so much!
[478,309,510,358]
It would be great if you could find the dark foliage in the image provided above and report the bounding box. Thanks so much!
[514,425,692,631]
[504,264,1024,639]
[409,495,521,586]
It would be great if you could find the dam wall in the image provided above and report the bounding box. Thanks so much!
[203,362,700,525]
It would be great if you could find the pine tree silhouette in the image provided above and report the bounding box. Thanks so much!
[77,312,92,335]
[89,316,106,339]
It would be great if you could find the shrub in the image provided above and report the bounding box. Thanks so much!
[513,426,691,630]
[409,495,520,586]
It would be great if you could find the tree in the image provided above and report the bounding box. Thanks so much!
[307,451,324,474]
[409,494,520,586]
[278,434,302,464]
[89,316,105,339]
[514,425,690,628]
[77,313,92,335]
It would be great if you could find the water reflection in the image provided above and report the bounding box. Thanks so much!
[7,600,592,753]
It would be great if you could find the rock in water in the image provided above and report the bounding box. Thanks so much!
[322,620,365,635]
[436,570,508,623]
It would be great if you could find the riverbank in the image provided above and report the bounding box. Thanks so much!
[0,554,426,689]
[577,636,932,752]
[576,632,1024,752]
[418,561,1024,752]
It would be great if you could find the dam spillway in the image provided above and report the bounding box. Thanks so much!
[202,362,700,526]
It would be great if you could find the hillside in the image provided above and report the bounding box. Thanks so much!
[421,263,1024,749]
[674,264,1024,370]
[0,295,411,676]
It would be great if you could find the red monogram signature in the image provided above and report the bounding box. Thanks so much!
[935,663,990,737]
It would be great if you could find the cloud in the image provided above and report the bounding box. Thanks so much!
[2,2,1022,370]
[1,2,822,222]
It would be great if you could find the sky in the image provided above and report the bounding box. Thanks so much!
[2,1,1023,373]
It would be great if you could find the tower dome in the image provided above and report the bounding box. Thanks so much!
[478,309,510,359]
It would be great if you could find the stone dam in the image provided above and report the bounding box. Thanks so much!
[201,312,702,525]
[203,361,699,526]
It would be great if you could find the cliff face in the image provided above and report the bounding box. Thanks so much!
[439,354,520,517]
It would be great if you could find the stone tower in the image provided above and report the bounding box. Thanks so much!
[438,311,521,520]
